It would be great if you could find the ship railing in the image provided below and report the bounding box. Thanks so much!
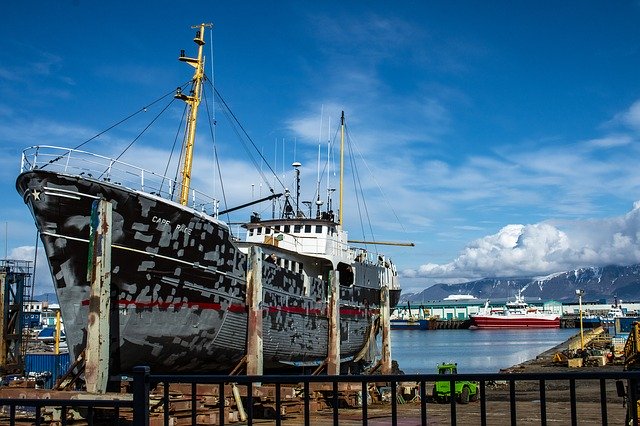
[0,367,636,424]
[20,145,217,212]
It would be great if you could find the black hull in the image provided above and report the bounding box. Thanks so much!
[17,170,399,374]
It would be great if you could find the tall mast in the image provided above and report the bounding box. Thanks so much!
[176,23,212,206]
[338,111,345,226]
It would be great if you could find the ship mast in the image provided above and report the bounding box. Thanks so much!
[338,111,345,226]
[175,23,212,206]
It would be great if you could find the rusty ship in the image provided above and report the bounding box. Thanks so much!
[15,24,402,374]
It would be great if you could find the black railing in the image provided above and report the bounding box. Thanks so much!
[1,367,639,425]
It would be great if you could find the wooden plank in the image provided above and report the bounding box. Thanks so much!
[246,245,264,376]
[380,285,392,374]
[327,270,340,375]
[85,199,113,394]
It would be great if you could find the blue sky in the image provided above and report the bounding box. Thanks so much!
[2,2,640,293]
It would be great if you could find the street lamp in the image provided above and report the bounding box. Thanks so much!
[576,289,585,350]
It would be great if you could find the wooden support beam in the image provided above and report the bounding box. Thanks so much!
[327,270,341,375]
[85,199,112,394]
[380,285,392,374]
[246,246,264,376]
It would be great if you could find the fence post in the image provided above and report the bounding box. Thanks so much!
[132,366,150,426]
[630,376,639,426]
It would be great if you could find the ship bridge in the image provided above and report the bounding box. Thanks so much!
[243,218,349,262]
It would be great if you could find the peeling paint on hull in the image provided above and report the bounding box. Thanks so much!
[17,170,400,374]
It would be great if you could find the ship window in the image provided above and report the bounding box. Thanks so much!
[275,225,281,232]
[265,227,271,235]
[294,225,302,233]
[257,228,262,235]
[284,225,290,233]
[315,225,322,233]
[304,225,312,233]
[249,229,254,236]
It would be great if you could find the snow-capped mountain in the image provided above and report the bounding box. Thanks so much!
[402,264,640,302]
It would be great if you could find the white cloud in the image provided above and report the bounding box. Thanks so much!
[585,134,633,149]
[404,202,640,280]
[621,101,640,131]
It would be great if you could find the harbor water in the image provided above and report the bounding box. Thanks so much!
[391,328,578,374]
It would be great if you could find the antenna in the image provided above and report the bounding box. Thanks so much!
[209,25,217,203]
[326,116,333,214]
[292,161,301,216]
[339,111,345,226]
[273,138,278,219]
[316,143,323,218]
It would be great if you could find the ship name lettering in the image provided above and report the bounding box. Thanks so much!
[152,216,171,227]
[175,224,192,235]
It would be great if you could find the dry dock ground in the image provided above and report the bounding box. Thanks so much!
[265,377,626,425]
[0,330,627,425]
[273,329,628,425]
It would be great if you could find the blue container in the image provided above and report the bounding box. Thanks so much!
[615,317,640,335]
[24,352,71,389]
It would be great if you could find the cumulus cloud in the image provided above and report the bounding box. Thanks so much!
[403,202,640,280]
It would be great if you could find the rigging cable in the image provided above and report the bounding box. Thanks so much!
[203,81,231,225]
[309,124,340,209]
[208,27,225,221]
[98,96,178,180]
[41,85,186,170]
[348,129,408,237]
[345,124,375,253]
[210,85,286,193]
[161,102,188,198]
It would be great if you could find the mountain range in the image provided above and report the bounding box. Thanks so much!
[401,264,640,303]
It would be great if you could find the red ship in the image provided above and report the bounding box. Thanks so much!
[470,291,560,329]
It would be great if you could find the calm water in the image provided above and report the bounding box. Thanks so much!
[390,328,578,374]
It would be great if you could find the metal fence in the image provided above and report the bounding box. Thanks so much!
[1,367,639,425]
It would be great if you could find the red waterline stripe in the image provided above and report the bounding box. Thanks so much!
[81,299,378,316]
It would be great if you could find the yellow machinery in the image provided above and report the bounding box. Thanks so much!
[620,322,640,424]
[625,322,640,369]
